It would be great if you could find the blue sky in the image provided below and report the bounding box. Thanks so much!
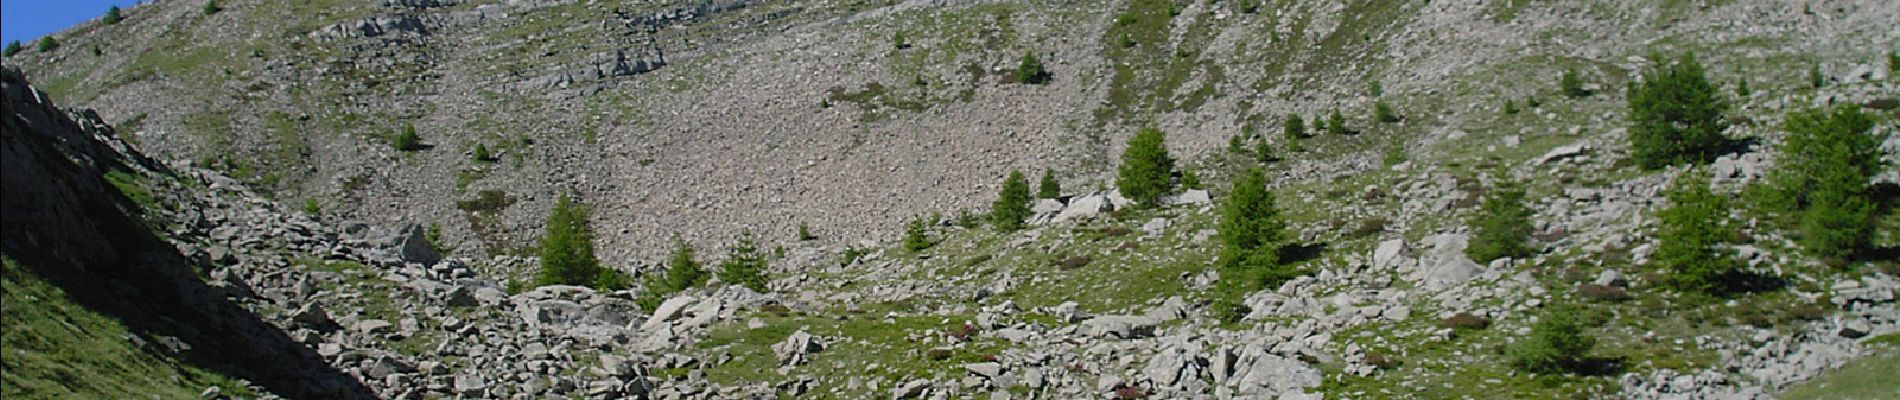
[4,0,144,44]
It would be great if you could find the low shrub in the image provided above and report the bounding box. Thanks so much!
[1577,283,1631,302]
[1440,313,1492,330]
[1051,255,1092,270]
[946,324,980,341]
[759,303,792,317]
[1364,351,1401,370]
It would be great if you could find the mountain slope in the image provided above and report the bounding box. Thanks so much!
[3,0,1899,399]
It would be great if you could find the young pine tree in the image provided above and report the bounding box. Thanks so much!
[1037,169,1062,199]
[395,124,421,152]
[3,41,21,58]
[1217,168,1293,291]
[536,194,603,288]
[1627,53,1727,170]
[204,0,223,15]
[472,143,493,162]
[1509,304,1595,374]
[718,232,769,292]
[104,6,124,25]
[903,216,933,251]
[1283,114,1305,139]
[1654,171,1743,295]
[991,170,1033,231]
[797,222,817,241]
[1180,170,1202,190]
[1255,139,1275,164]
[1282,114,1305,153]
[1770,106,1881,260]
[1766,106,1881,213]
[1809,64,1825,89]
[1117,127,1176,207]
[1373,100,1399,123]
[1326,109,1347,135]
[1560,68,1588,98]
[1015,51,1048,84]
[1465,185,1535,263]
[660,240,707,293]
[37,37,58,52]
[1231,123,1256,154]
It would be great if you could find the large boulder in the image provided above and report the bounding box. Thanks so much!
[1054,194,1110,223]
[1166,189,1212,206]
[1411,233,1485,290]
[1371,239,1408,270]
[641,296,695,330]
[1227,346,1321,397]
[1082,315,1162,339]
[394,224,441,265]
[772,330,824,366]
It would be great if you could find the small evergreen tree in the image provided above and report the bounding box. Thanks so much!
[1283,114,1305,139]
[1503,99,1519,115]
[1281,115,1306,154]
[892,31,910,50]
[1015,52,1049,84]
[1373,100,1399,123]
[1231,123,1257,154]
[1509,304,1595,374]
[37,37,58,52]
[1654,171,1742,294]
[1216,168,1294,291]
[903,216,933,251]
[472,143,493,162]
[395,124,421,152]
[717,232,769,292]
[1465,185,1534,263]
[104,6,124,25]
[1255,139,1275,164]
[1180,170,1202,190]
[1769,106,1881,260]
[536,194,603,288]
[1734,77,1751,99]
[593,268,631,291]
[1767,107,1881,211]
[659,240,707,293]
[797,223,817,241]
[3,41,20,57]
[302,198,321,216]
[1037,169,1061,199]
[204,0,223,15]
[991,170,1033,231]
[1368,80,1383,97]
[1326,109,1347,135]
[1117,127,1176,207]
[1560,68,1588,98]
[1627,53,1727,170]
[1809,64,1825,89]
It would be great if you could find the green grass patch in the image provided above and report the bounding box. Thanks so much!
[1,257,255,398]
[1776,349,1900,400]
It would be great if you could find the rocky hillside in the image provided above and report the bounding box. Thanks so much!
[10,0,1889,265]
[4,0,1900,399]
